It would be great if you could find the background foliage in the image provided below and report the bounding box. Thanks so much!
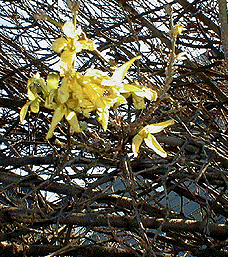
[0,0,228,256]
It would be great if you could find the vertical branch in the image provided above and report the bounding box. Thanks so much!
[218,0,228,67]
[163,4,178,94]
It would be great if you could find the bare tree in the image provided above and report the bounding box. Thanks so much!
[0,0,228,256]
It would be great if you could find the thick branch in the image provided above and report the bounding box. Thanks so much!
[0,242,141,257]
[0,156,55,166]
[0,169,84,196]
[3,206,228,239]
[218,0,228,66]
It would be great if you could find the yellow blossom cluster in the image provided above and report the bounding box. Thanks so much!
[20,18,174,158]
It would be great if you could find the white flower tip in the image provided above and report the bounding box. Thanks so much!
[160,152,167,158]
[133,152,138,158]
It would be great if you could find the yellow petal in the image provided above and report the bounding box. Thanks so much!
[65,111,82,133]
[83,84,102,104]
[83,106,95,117]
[134,87,158,101]
[37,78,47,95]
[27,86,37,101]
[75,71,85,84]
[85,68,109,80]
[20,101,32,122]
[112,56,141,84]
[28,75,47,96]
[47,72,59,91]
[122,83,142,93]
[80,99,94,109]
[66,98,80,112]
[62,21,76,38]
[85,80,105,96]
[138,127,149,138]
[147,88,158,101]
[97,109,109,131]
[75,26,82,36]
[52,37,68,53]
[144,134,167,158]
[71,82,84,102]
[60,50,75,68]
[132,134,144,157]
[132,94,146,109]
[57,83,69,104]
[112,95,127,110]
[95,98,106,110]
[176,52,186,61]
[174,24,183,35]
[30,98,40,113]
[58,62,66,74]
[73,40,83,53]
[104,94,127,109]
[45,90,57,109]
[80,39,95,51]
[145,119,175,134]
[46,105,66,139]
[102,87,127,109]
[102,78,117,88]
[122,84,157,102]
[121,92,131,99]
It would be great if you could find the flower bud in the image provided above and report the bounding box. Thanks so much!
[68,0,80,14]
[34,9,47,21]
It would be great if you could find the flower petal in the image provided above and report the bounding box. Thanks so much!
[97,109,109,131]
[65,110,82,133]
[122,83,142,93]
[47,72,59,91]
[46,105,66,139]
[144,134,167,158]
[30,98,40,113]
[145,119,175,134]
[52,38,67,53]
[27,86,37,101]
[73,40,83,53]
[136,87,158,101]
[132,133,144,157]
[174,24,183,35]
[80,39,95,51]
[132,94,146,109]
[60,50,75,69]
[57,82,70,104]
[112,56,141,84]
[20,101,32,122]
[45,90,57,109]
[62,21,76,38]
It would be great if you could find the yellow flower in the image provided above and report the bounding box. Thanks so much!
[20,73,46,122]
[102,56,157,109]
[173,24,183,35]
[76,69,127,131]
[132,119,175,158]
[52,21,95,71]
